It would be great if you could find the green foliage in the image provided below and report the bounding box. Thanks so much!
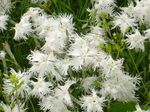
[107,102,136,112]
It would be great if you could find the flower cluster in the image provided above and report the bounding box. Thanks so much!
[1,0,150,112]
[113,0,150,51]
[4,4,139,111]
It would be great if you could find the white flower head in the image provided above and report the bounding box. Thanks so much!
[14,16,33,40]
[54,80,75,106]
[99,56,124,78]
[91,0,115,17]
[36,17,59,38]
[113,13,137,35]
[126,30,149,52]
[30,76,52,98]
[23,7,45,21]
[81,90,105,112]
[39,81,75,111]
[59,14,74,35]
[121,3,134,16]
[27,50,57,76]
[0,15,8,30]
[39,95,70,112]
[42,34,66,53]
[84,26,105,47]
[55,59,72,76]
[133,0,150,24]
[68,36,100,70]
[100,73,139,102]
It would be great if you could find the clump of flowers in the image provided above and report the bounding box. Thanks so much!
[0,0,150,112]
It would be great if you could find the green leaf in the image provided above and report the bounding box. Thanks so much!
[12,81,24,94]
[0,106,4,112]
[10,74,19,84]
[108,102,136,112]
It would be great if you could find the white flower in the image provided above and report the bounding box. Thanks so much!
[134,104,150,112]
[99,56,124,78]
[58,14,74,35]
[0,50,6,59]
[30,76,52,98]
[89,50,108,70]
[100,72,139,102]
[121,3,134,16]
[39,80,75,111]
[39,95,70,112]
[121,0,150,24]
[39,14,74,53]
[54,80,75,106]
[27,50,57,76]
[42,34,66,53]
[55,59,72,76]
[23,7,45,21]
[133,0,150,24]
[0,0,11,14]
[90,0,115,19]
[28,50,63,80]
[68,36,100,70]
[36,17,59,38]
[14,16,33,40]
[126,30,149,51]
[0,15,8,30]
[35,15,73,52]
[81,90,105,112]
[84,26,105,47]
[113,13,137,35]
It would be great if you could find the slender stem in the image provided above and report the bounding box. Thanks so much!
[68,68,74,80]
[70,95,81,105]
[8,19,16,25]
[25,91,36,112]
[128,51,139,75]
[107,100,111,111]
[3,42,21,70]
[128,50,149,95]
[2,58,8,74]
[28,98,36,112]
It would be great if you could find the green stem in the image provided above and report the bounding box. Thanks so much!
[8,19,16,25]
[25,91,36,112]
[68,68,74,80]
[107,100,111,111]
[70,95,81,105]
[2,58,8,74]
[3,42,21,70]
[128,50,149,96]
[28,98,36,112]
